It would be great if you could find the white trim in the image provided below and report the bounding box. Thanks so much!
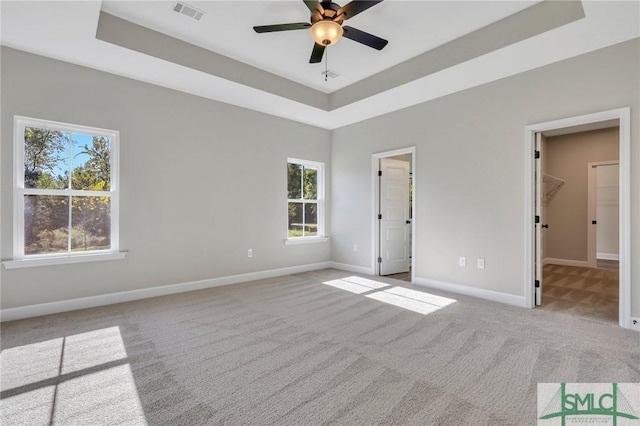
[543,258,589,268]
[3,251,127,269]
[534,132,542,305]
[328,261,373,275]
[596,253,619,261]
[414,277,527,308]
[20,188,114,197]
[284,237,329,245]
[0,261,331,322]
[13,117,22,259]
[371,146,416,282]
[524,107,631,329]
[587,160,619,268]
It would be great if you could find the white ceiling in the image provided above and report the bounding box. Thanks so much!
[100,0,539,93]
[1,1,639,129]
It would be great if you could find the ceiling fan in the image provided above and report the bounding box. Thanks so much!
[253,0,388,64]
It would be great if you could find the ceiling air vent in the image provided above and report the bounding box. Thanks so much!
[321,70,340,79]
[173,1,205,21]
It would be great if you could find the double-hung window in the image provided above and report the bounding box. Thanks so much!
[10,116,121,266]
[287,158,325,241]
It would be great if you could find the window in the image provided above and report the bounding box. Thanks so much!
[11,116,120,264]
[287,158,324,240]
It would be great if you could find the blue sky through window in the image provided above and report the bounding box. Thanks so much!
[72,133,93,168]
[50,132,106,178]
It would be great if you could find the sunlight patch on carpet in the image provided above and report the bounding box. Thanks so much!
[323,276,390,294]
[0,326,147,425]
[367,287,457,315]
[323,276,456,315]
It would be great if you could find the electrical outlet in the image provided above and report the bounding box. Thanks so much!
[247,249,253,258]
[459,257,466,267]
[477,258,485,269]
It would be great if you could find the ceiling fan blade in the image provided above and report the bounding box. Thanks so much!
[253,23,311,33]
[303,0,324,15]
[337,1,383,20]
[310,43,325,63]
[342,26,388,50]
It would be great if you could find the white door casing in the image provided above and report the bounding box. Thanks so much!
[534,132,543,306]
[588,161,620,266]
[597,164,620,259]
[379,158,411,275]
[524,107,630,329]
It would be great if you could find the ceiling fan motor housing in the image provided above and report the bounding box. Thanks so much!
[311,2,344,24]
[253,0,388,63]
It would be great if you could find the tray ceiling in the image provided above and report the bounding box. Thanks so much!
[1,1,639,129]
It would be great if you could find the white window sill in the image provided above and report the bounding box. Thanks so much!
[284,237,330,245]
[3,252,127,269]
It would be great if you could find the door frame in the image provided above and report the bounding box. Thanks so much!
[534,132,543,305]
[371,146,416,282]
[523,107,631,328]
[587,160,620,268]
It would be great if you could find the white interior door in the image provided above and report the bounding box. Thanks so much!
[379,158,410,275]
[596,163,619,260]
[534,132,543,305]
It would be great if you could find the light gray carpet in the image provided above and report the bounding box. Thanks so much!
[2,269,639,425]
[540,264,619,323]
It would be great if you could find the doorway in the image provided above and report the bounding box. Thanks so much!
[372,147,415,283]
[539,128,620,323]
[524,108,631,329]
[588,161,620,268]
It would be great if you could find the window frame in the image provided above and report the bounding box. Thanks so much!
[286,158,327,243]
[10,116,122,266]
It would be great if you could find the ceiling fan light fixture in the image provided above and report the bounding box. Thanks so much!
[310,20,343,46]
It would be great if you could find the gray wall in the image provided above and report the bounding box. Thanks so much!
[1,47,331,309]
[2,39,639,318]
[545,128,619,262]
[331,39,639,314]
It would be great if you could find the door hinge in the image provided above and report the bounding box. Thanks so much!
[378,170,382,176]
[535,215,540,224]
[377,257,382,263]
[535,150,540,159]
[378,214,382,220]
[535,280,540,288]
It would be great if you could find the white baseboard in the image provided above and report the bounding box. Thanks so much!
[413,277,527,308]
[543,258,589,267]
[596,253,619,261]
[0,262,331,322]
[328,262,374,275]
